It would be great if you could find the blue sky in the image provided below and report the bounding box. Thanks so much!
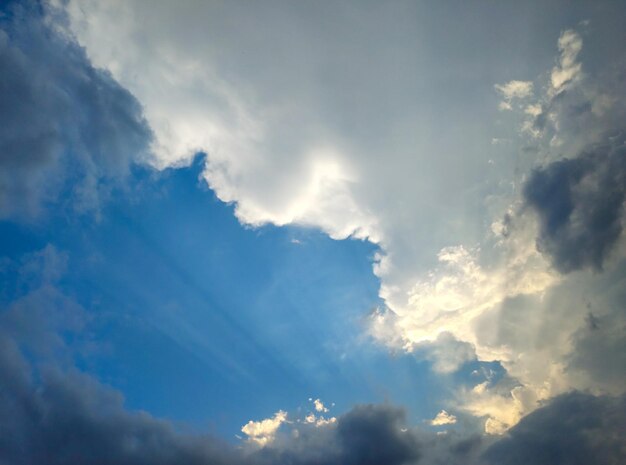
[0,153,473,438]
[1,1,626,464]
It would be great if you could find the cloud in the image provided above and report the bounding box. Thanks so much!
[258,404,422,465]
[484,392,626,465]
[515,28,626,273]
[313,398,329,413]
[371,24,626,432]
[300,399,336,428]
[415,332,477,374]
[370,242,558,362]
[430,410,457,426]
[241,411,288,446]
[523,141,626,273]
[0,1,152,219]
[503,30,585,141]
[565,292,626,395]
[550,29,584,95]
[303,413,337,427]
[495,80,534,111]
[567,310,626,392]
[333,404,421,465]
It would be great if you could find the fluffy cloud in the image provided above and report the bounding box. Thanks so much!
[313,398,329,413]
[0,1,152,219]
[430,410,457,426]
[241,411,288,446]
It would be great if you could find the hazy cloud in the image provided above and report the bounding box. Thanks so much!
[550,29,584,95]
[495,80,534,111]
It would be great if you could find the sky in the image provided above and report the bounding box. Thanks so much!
[0,0,625,464]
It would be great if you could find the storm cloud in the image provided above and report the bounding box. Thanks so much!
[0,1,152,219]
[484,392,626,465]
[523,140,626,273]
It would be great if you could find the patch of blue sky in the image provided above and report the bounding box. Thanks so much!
[0,155,486,438]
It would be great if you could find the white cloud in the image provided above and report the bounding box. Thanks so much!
[301,398,336,427]
[241,410,288,446]
[371,237,559,359]
[524,104,542,117]
[460,383,532,435]
[494,80,534,111]
[495,81,534,101]
[429,410,457,426]
[313,398,329,413]
[304,412,337,427]
[550,29,583,95]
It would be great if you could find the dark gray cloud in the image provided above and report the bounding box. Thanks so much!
[0,1,152,219]
[484,392,626,465]
[256,404,422,465]
[523,139,626,273]
[337,404,420,465]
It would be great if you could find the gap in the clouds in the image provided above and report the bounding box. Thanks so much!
[0,154,458,439]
